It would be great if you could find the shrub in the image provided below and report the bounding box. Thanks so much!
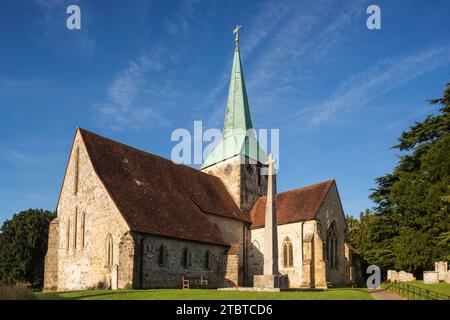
[123,283,133,290]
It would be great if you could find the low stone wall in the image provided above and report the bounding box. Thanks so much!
[423,271,439,284]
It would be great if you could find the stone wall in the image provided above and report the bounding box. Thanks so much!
[248,222,304,288]
[134,233,227,289]
[49,130,131,291]
[315,183,352,287]
[205,214,247,286]
[223,254,239,287]
[248,183,355,289]
[43,218,60,291]
[201,155,268,213]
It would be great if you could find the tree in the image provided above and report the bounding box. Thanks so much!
[0,209,55,288]
[361,82,450,276]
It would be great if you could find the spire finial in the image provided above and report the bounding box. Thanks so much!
[233,24,242,48]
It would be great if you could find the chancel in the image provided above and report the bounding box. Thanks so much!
[43,26,362,291]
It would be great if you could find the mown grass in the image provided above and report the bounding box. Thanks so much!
[36,288,372,300]
[408,280,450,296]
[382,280,450,299]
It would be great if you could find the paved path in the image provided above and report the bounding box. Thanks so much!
[368,289,406,300]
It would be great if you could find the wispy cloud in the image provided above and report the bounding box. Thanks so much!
[247,1,363,113]
[94,0,206,131]
[0,78,59,96]
[304,45,450,127]
[95,52,172,131]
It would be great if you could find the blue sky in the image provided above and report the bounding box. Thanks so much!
[1,0,449,224]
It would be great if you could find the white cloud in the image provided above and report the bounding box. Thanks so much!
[95,53,171,131]
[305,45,450,126]
[94,0,205,131]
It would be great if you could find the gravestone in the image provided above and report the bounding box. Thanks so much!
[423,271,439,284]
[398,270,415,282]
[434,261,448,281]
[387,270,398,282]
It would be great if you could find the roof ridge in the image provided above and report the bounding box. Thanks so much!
[256,179,335,200]
[78,127,222,180]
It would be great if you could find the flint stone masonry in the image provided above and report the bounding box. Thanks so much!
[135,233,227,289]
[201,155,268,214]
[435,261,448,281]
[44,132,131,291]
[43,131,236,291]
[248,183,356,289]
[423,271,439,284]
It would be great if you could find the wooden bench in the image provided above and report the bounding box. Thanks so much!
[182,276,209,289]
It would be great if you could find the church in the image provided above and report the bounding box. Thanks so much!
[44,30,362,291]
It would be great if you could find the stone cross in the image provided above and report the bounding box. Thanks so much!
[263,153,278,275]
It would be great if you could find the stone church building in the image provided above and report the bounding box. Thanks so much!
[44,34,361,291]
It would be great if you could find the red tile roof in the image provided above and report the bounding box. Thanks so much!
[250,179,335,229]
[79,128,249,247]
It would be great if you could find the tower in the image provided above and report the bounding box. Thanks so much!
[201,26,268,213]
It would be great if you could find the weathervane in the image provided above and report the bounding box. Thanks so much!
[233,24,242,47]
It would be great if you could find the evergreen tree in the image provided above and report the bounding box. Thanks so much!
[350,82,450,277]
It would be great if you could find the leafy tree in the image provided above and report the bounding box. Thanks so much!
[0,209,55,288]
[358,82,450,277]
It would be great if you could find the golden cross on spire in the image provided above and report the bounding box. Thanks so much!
[233,24,242,47]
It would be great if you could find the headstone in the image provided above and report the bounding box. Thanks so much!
[387,270,398,282]
[435,261,448,281]
[398,270,415,282]
[423,271,439,284]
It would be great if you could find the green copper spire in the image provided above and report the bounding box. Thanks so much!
[201,27,268,169]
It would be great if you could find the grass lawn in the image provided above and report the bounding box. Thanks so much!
[407,281,450,296]
[382,280,450,299]
[36,288,372,300]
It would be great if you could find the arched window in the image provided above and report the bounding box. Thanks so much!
[81,211,86,248]
[326,221,338,269]
[74,146,79,195]
[205,250,210,269]
[66,219,70,252]
[158,244,166,266]
[73,208,77,251]
[182,247,190,268]
[282,238,294,268]
[106,234,113,266]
